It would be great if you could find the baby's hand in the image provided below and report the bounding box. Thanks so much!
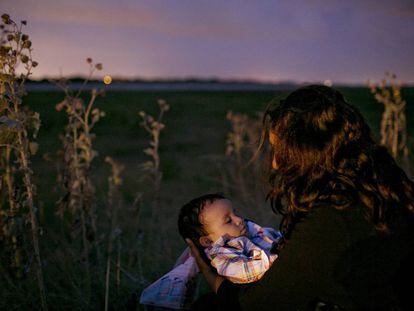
[185,239,210,273]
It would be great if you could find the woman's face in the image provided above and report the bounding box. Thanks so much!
[269,130,279,170]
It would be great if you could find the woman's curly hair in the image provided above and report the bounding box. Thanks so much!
[264,85,414,236]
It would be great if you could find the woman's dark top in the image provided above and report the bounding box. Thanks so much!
[216,205,414,310]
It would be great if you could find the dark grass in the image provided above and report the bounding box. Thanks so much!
[27,88,414,207]
[5,87,414,309]
[25,87,414,253]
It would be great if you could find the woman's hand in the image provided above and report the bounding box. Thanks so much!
[186,238,225,293]
[185,239,210,272]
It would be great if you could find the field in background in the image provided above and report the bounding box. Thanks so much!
[17,87,414,308]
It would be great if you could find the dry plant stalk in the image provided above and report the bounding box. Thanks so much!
[104,156,124,311]
[0,14,47,310]
[54,58,105,302]
[367,72,409,160]
[225,111,263,205]
[137,100,169,275]
[138,99,169,221]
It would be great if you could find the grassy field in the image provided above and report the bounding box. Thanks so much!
[4,87,414,309]
[29,87,414,210]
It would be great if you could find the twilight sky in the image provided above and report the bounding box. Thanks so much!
[1,0,414,84]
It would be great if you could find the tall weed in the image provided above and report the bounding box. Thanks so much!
[0,14,47,310]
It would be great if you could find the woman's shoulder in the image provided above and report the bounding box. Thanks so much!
[285,204,372,248]
[288,203,413,257]
[228,204,414,310]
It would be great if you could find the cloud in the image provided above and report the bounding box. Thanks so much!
[2,0,413,83]
[305,0,414,17]
[3,0,252,39]
[3,0,334,41]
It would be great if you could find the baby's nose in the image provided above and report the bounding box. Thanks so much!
[235,216,243,226]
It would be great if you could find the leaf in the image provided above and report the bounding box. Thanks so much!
[114,176,123,186]
[143,148,154,156]
[139,161,154,170]
[29,142,38,155]
[91,114,100,124]
[0,73,13,83]
[0,116,22,129]
[0,83,5,96]
[28,112,41,138]
[0,97,7,113]
[72,180,80,190]
[55,101,66,112]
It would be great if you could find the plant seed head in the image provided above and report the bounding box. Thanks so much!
[20,54,29,63]
[1,14,10,24]
[22,40,31,48]
[158,99,170,111]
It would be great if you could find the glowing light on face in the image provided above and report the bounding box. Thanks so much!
[269,130,277,145]
[103,75,112,85]
[269,130,279,169]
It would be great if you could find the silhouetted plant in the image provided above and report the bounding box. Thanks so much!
[0,13,47,310]
[367,72,409,160]
[225,111,264,207]
[54,58,105,303]
[135,99,171,284]
[138,99,169,222]
[104,156,124,311]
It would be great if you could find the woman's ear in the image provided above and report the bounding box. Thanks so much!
[199,236,212,248]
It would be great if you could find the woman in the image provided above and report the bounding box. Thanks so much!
[187,85,414,310]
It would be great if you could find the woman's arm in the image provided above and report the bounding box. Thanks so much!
[185,238,225,293]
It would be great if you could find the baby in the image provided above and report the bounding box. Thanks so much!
[178,193,283,284]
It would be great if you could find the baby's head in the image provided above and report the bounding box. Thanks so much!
[178,193,246,250]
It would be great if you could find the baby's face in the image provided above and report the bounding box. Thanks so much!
[199,199,246,244]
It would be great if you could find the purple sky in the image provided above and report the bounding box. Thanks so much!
[2,0,414,84]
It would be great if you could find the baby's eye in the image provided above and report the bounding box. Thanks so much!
[226,218,232,223]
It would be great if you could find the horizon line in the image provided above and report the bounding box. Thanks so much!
[27,76,414,88]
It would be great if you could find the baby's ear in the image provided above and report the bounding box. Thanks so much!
[199,236,212,248]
